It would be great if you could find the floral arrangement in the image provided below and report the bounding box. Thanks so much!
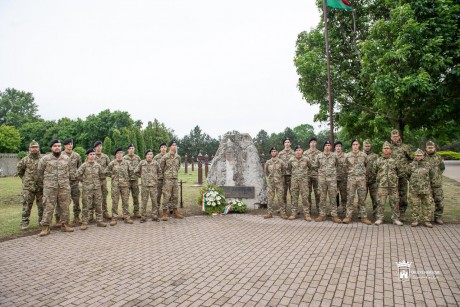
[225,199,247,214]
[197,184,227,215]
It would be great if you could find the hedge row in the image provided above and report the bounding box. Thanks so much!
[438,151,460,160]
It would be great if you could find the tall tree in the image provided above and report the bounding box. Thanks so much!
[0,88,41,128]
[0,125,21,153]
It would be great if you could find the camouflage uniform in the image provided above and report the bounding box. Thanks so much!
[409,158,435,223]
[264,157,286,215]
[94,152,111,216]
[105,160,131,219]
[345,151,368,219]
[278,148,294,208]
[288,156,311,216]
[154,152,167,211]
[304,148,321,213]
[77,161,105,224]
[425,151,445,219]
[391,139,412,216]
[123,153,141,214]
[17,152,43,226]
[373,155,402,221]
[364,147,378,215]
[39,153,71,226]
[335,151,348,209]
[318,152,338,217]
[134,159,162,219]
[160,153,181,210]
[57,151,81,220]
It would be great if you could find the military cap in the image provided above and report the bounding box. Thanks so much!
[308,137,317,144]
[169,140,176,147]
[351,138,359,146]
[294,145,302,151]
[29,140,39,147]
[382,141,391,149]
[283,137,290,144]
[62,138,73,145]
[391,129,400,136]
[159,142,167,149]
[86,148,95,155]
[114,147,123,155]
[94,140,102,147]
[127,143,134,149]
[269,147,277,154]
[426,140,435,147]
[145,149,153,156]
[334,141,342,147]
[49,139,61,147]
[415,148,425,156]
[323,141,331,149]
[363,139,371,146]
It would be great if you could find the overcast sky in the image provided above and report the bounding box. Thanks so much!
[0,0,322,139]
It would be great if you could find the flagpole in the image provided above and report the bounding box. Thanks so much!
[322,0,335,145]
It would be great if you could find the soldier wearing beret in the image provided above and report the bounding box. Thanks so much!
[277,138,295,211]
[425,141,445,224]
[154,142,168,215]
[304,137,321,215]
[363,139,378,218]
[123,144,142,218]
[334,141,347,213]
[92,140,112,220]
[264,147,287,219]
[17,140,43,230]
[160,140,184,220]
[288,145,312,221]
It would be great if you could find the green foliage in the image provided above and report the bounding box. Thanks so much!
[179,125,219,157]
[0,88,41,128]
[74,146,86,161]
[103,137,113,156]
[438,151,460,160]
[18,151,27,159]
[227,199,247,213]
[205,205,226,215]
[196,184,225,205]
[0,125,21,153]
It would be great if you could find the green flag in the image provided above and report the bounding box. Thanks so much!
[326,0,352,11]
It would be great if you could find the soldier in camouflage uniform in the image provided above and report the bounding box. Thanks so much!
[408,149,435,228]
[363,139,378,217]
[93,140,111,220]
[277,138,294,211]
[17,140,43,230]
[134,149,163,222]
[334,141,347,213]
[425,141,445,224]
[263,147,287,219]
[160,140,184,221]
[288,145,311,221]
[105,148,134,225]
[154,142,167,215]
[56,138,82,226]
[123,144,141,218]
[343,139,372,225]
[390,129,413,221]
[38,139,74,236]
[304,137,321,215]
[372,142,403,226]
[76,148,107,230]
[316,141,341,223]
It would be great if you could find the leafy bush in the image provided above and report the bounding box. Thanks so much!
[196,184,227,215]
[438,151,460,160]
[17,151,27,159]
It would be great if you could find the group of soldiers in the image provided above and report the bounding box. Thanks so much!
[263,129,445,228]
[17,138,184,237]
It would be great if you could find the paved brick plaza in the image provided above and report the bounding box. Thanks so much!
[1,215,459,306]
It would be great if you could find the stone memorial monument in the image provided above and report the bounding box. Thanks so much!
[207,131,267,208]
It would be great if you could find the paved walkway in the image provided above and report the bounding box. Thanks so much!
[1,215,459,306]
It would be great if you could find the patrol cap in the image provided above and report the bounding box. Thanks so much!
[49,139,61,147]
[63,138,73,145]
[145,149,153,156]
[86,148,95,155]
[159,142,167,149]
[29,140,39,147]
[269,147,277,154]
[94,140,102,147]
[382,141,391,149]
[426,140,435,147]
[114,147,123,155]
[294,145,302,151]
[169,140,176,147]
[391,129,400,136]
[415,148,425,156]
[363,139,371,146]
[127,144,134,149]
[351,138,359,146]
[283,137,290,144]
[308,137,317,144]
[334,141,342,147]
[323,141,331,149]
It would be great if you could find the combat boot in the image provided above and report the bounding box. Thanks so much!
[140,217,147,223]
[280,212,288,220]
[434,217,444,225]
[424,222,433,228]
[124,218,134,224]
[21,222,29,230]
[52,217,61,229]
[97,221,108,227]
[173,208,184,219]
[399,215,406,222]
[39,225,50,237]
[342,217,352,224]
[288,214,296,220]
[374,219,383,226]
[315,215,326,222]
[152,215,160,222]
[103,212,112,220]
[411,221,419,227]
[133,212,142,219]
[80,223,88,231]
[263,212,273,219]
[109,219,117,226]
[393,220,403,226]
[304,215,312,222]
[162,209,169,221]
[61,224,74,232]
[332,216,342,224]
[361,218,372,225]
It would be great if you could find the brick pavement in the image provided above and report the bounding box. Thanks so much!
[0,215,459,306]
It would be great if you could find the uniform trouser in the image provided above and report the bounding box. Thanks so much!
[111,185,130,219]
[308,175,320,213]
[267,181,285,214]
[89,181,108,218]
[366,181,378,214]
[55,180,80,219]
[41,187,70,226]
[282,175,291,207]
[81,187,103,224]
[291,178,310,216]
[162,178,178,210]
[410,192,432,223]
[398,177,409,215]
[346,179,368,219]
[21,188,43,224]
[141,185,158,218]
[432,187,444,218]
[336,179,347,207]
[319,179,338,217]
[128,180,140,213]
[376,187,400,221]
[157,180,164,213]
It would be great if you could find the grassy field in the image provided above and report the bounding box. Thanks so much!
[1,169,459,240]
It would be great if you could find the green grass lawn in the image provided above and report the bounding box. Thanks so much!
[1,170,459,240]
